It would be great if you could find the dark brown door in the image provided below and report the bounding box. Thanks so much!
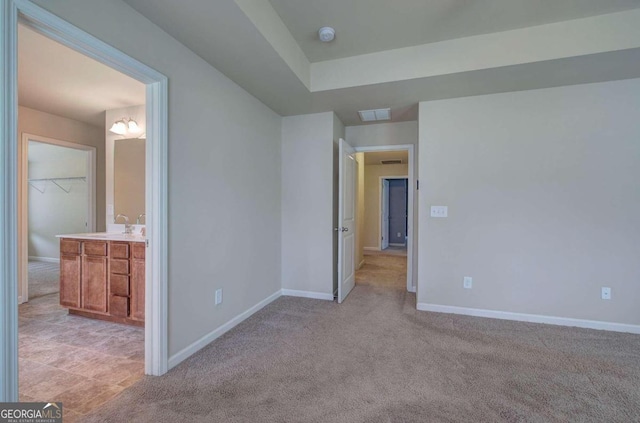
[60,254,81,308]
[130,243,145,321]
[82,256,108,312]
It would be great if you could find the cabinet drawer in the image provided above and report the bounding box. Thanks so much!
[60,239,81,255]
[84,241,107,256]
[111,242,130,259]
[109,295,129,317]
[132,243,145,259]
[110,274,130,296]
[110,259,129,275]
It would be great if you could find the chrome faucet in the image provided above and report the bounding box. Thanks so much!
[136,213,146,225]
[115,214,133,234]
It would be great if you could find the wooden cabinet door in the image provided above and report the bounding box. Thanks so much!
[60,254,81,308]
[82,256,108,312]
[130,258,145,321]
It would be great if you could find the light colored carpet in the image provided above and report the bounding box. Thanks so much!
[81,255,640,422]
[28,261,60,299]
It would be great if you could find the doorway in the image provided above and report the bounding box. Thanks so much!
[354,145,415,293]
[380,177,408,253]
[21,135,96,302]
[1,1,169,402]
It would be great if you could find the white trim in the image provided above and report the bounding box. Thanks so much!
[363,246,379,251]
[27,257,59,264]
[19,133,96,304]
[2,1,169,401]
[357,259,365,270]
[389,243,406,247]
[354,144,415,294]
[1,0,19,402]
[416,303,640,335]
[281,289,334,301]
[168,290,282,370]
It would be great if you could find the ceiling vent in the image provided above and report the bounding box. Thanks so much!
[380,159,402,165]
[358,108,391,122]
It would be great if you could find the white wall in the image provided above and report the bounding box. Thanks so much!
[418,78,640,326]
[281,112,335,298]
[18,106,105,231]
[28,144,88,260]
[34,0,283,359]
[346,121,418,288]
[363,163,408,249]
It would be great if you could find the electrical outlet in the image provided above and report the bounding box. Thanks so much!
[431,206,448,218]
[463,277,473,289]
[601,287,611,300]
[215,289,223,305]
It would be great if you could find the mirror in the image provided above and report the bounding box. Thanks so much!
[114,138,145,223]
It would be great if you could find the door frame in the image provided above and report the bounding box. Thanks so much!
[19,134,97,303]
[379,176,409,250]
[1,0,169,401]
[355,144,415,293]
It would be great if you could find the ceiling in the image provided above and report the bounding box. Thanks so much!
[364,151,409,166]
[268,0,640,62]
[18,25,146,127]
[122,0,640,126]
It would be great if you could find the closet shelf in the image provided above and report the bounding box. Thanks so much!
[28,176,86,194]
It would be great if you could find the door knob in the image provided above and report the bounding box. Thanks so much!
[341,227,349,232]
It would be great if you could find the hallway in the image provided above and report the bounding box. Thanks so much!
[355,252,407,290]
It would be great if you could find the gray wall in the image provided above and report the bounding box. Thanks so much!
[418,78,640,325]
[281,112,335,297]
[28,143,89,259]
[35,0,283,358]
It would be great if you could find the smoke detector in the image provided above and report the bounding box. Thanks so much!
[318,27,335,42]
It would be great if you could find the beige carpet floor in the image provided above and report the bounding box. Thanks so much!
[82,255,640,422]
[28,260,60,299]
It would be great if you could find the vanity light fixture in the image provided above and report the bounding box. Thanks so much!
[109,117,141,136]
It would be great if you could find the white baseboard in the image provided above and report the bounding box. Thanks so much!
[168,290,282,370]
[363,247,379,252]
[416,303,640,334]
[28,256,59,264]
[281,289,334,301]
[389,243,406,247]
[357,259,365,270]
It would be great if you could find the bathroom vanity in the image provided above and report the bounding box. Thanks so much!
[58,233,145,326]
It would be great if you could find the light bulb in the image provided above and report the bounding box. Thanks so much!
[127,119,140,132]
[109,120,127,135]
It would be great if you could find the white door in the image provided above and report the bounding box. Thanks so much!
[381,179,390,250]
[337,138,356,303]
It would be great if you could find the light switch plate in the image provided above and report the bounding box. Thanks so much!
[463,277,473,289]
[215,289,223,305]
[601,287,611,300]
[431,206,448,218]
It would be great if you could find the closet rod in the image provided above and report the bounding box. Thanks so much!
[27,176,86,182]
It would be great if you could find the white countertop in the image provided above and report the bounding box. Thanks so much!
[56,232,145,243]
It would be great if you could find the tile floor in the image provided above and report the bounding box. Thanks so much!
[19,292,144,422]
